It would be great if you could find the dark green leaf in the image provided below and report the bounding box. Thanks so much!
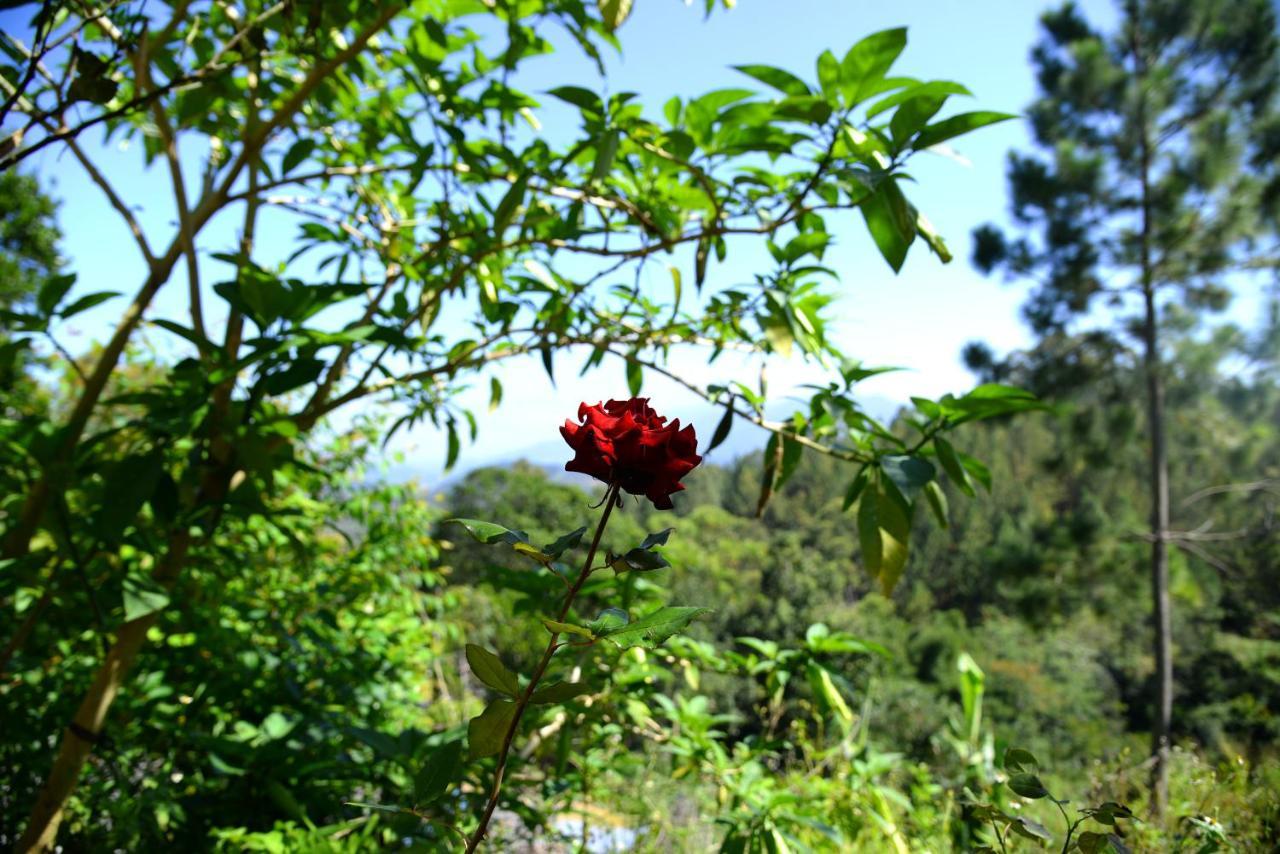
[881,455,935,501]
[1008,816,1052,842]
[543,526,587,559]
[588,608,629,635]
[733,64,811,97]
[529,681,592,704]
[1003,747,1039,774]
[60,290,119,319]
[598,606,709,648]
[923,480,949,528]
[468,699,517,759]
[1008,773,1049,800]
[639,528,674,550]
[37,273,76,317]
[444,421,460,473]
[281,138,316,174]
[860,180,914,272]
[493,173,528,235]
[414,740,462,804]
[465,644,519,696]
[261,358,325,395]
[547,85,603,116]
[706,403,734,454]
[1077,832,1108,854]
[934,436,974,497]
[94,450,165,540]
[913,111,1017,150]
[611,547,670,573]
[626,356,642,396]
[842,467,870,512]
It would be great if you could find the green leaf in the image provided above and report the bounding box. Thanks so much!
[866,80,970,120]
[261,358,325,396]
[468,699,517,759]
[733,64,811,97]
[493,174,528,236]
[59,290,120,319]
[598,0,633,31]
[598,606,709,648]
[591,129,620,184]
[782,232,830,263]
[816,50,840,98]
[1007,773,1049,800]
[923,480,949,528]
[542,619,594,639]
[529,681,592,704]
[611,546,670,573]
[122,573,171,622]
[777,435,802,490]
[94,450,165,540]
[1077,831,1109,854]
[860,180,915,273]
[445,518,529,545]
[543,526,587,559]
[37,273,76,317]
[489,377,503,412]
[414,740,462,805]
[465,644,520,696]
[345,801,408,815]
[281,138,316,174]
[805,661,853,726]
[1003,747,1039,774]
[706,403,734,455]
[840,28,907,105]
[890,93,948,147]
[1008,816,1052,842]
[547,85,603,116]
[857,481,882,574]
[881,455,935,501]
[626,356,642,396]
[857,481,912,594]
[959,450,992,491]
[1088,802,1135,826]
[933,436,974,497]
[913,111,1017,150]
[842,467,869,512]
[639,528,674,550]
[444,421,460,472]
[587,608,629,635]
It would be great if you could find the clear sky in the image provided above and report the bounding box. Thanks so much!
[9,0,1121,485]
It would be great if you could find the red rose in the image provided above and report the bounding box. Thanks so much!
[560,398,702,510]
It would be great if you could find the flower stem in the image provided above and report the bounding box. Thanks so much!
[464,483,620,852]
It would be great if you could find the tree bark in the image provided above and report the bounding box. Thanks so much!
[1133,0,1173,815]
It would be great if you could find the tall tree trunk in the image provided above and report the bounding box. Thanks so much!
[1133,0,1172,814]
[1142,282,1172,816]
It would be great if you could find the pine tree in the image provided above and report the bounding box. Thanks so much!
[972,0,1280,813]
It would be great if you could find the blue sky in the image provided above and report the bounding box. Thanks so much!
[9,0,1122,485]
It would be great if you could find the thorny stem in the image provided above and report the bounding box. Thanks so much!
[464,482,621,852]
